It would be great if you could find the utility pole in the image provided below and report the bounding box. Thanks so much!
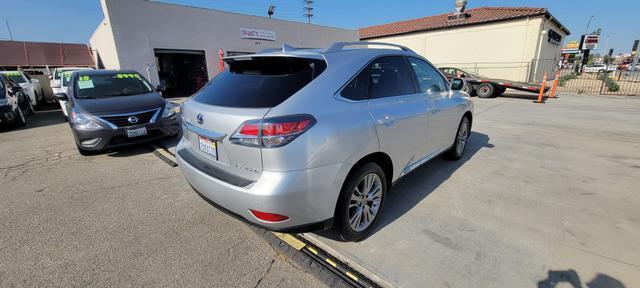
[5,18,14,40]
[584,15,594,35]
[303,0,314,24]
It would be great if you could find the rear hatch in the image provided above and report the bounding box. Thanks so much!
[181,56,326,182]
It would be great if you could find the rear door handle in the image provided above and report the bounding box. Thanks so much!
[377,115,395,126]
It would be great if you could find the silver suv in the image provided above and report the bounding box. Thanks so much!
[177,42,473,241]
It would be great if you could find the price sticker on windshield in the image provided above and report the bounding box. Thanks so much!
[77,75,94,89]
[116,73,141,79]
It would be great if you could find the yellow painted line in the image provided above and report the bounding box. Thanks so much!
[325,258,337,268]
[272,232,306,251]
[307,246,318,255]
[346,271,359,282]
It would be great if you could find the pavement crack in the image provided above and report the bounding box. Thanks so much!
[253,258,275,288]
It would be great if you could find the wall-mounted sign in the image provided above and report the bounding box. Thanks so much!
[580,34,599,50]
[240,28,276,41]
[547,29,562,46]
[565,40,579,49]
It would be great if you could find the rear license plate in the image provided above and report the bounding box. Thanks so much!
[198,135,218,160]
[126,127,147,138]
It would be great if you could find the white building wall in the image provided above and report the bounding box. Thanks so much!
[89,4,121,70]
[366,17,567,82]
[91,0,358,85]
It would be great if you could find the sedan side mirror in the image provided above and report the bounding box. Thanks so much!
[156,84,166,92]
[450,78,466,91]
[54,93,68,101]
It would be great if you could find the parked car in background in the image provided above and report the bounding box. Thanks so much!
[584,64,616,73]
[55,70,179,155]
[57,68,94,120]
[177,42,474,241]
[439,67,548,98]
[0,71,44,106]
[50,67,94,96]
[0,74,34,127]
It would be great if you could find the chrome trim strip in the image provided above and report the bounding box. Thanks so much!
[95,108,161,129]
[184,122,227,141]
[400,146,450,177]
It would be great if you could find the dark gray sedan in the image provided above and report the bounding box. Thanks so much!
[55,70,179,155]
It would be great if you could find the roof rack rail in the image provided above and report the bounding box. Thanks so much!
[325,42,414,53]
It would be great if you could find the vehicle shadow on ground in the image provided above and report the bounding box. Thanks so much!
[537,269,625,288]
[0,108,66,132]
[498,92,543,101]
[315,131,493,241]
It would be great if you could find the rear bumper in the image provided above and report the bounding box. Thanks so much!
[71,115,179,150]
[176,139,347,232]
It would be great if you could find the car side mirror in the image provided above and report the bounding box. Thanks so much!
[48,75,53,80]
[450,78,466,91]
[54,93,68,100]
[156,84,166,92]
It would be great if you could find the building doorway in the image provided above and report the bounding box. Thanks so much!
[154,49,208,98]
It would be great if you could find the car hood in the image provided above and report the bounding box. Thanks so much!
[75,92,164,115]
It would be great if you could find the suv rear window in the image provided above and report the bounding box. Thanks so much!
[194,57,326,108]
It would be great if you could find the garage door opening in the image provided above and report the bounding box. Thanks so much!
[154,49,208,98]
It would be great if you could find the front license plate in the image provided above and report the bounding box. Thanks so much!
[198,135,218,160]
[126,127,147,138]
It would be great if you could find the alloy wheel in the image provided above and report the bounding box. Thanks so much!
[456,119,469,155]
[348,173,383,232]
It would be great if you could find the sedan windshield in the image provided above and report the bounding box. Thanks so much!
[3,73,26,84]
[62,71,75,87]
[75,73,153,99]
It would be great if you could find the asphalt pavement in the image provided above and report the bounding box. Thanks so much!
[0,105,331,287]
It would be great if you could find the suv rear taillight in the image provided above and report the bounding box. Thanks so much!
[229,114,316,148]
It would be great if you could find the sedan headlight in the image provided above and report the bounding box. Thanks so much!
[162,101,177,118]
[71,110,101,130]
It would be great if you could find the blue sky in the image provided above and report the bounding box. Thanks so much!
[0,0,638,54]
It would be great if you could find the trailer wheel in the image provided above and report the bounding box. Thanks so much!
[476,83,495,98]
[462,82,475,95]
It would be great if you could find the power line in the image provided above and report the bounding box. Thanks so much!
[303,0,313,24]
[5,18,14,40]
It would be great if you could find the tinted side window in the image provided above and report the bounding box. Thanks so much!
[369,56,416,99]
[340,68,369,100]
[408,58,447,94]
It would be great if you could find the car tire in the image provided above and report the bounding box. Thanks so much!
[334,162,387,242]
[13,106,27,127]
[462,82,475,95]
[476,83,495,98]
[25,101,35,115]
[445,116,471,160]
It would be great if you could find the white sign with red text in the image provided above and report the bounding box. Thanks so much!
[240,28,276,41]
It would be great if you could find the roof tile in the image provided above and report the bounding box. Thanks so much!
[359,7,549,39]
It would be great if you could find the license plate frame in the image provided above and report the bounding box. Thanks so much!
[126,126,147,138]
[198,135,218,160]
